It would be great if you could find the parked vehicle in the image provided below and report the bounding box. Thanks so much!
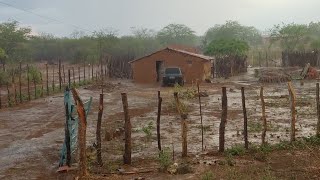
[162,67,184,86]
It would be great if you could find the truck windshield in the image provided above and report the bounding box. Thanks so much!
[165,68,180,74]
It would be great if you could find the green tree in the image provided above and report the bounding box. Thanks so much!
[204,39,249,57]
[270,23,309,51]
[0,20,31,61]
[203,21,262,47]
[0,48,7,66]
[308,22,320,49]
[157,24,197,46]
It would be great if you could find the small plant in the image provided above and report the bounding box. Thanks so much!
[225,153,235,166]
[226,144,246,156]
[157,148,172,172]
[141,121,153,144]
[201,171,214,180]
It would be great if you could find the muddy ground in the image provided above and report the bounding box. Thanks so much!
[1,68,320,179]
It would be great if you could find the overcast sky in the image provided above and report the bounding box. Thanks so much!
[0,0,319,37]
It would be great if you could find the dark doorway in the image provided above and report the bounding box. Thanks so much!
[156,61,163,82]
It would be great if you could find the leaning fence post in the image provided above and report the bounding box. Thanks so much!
[197,82,204,151]
[71,88,88,177]
[288,82,296,142]
[122,93,132,164]
[316,83,320,136]
[96,93,104,165]
[260,86,267,145]
[219,87,227,152]
[241,87,249,149]
[27,64,30,101]
[157,91,162,151]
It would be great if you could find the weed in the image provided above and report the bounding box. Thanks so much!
[157,148,172,171]
[201,171,214,180]
[225,153,236,166]
[142,121,153,142]
[226,144,246,156]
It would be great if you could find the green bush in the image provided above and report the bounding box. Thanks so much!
[157,148,172,171]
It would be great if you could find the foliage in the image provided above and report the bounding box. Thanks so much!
[0,20,31,60]
[226,144,246,156]
[141,121,153,141]
[203,21,262,47]
[270,23,309,51]
[157,24,197,46]
[157,148,172,171]
[0,70,9,85]
[28,66,41,84]
[201,171,214,180]
[205,39,249,57]
[173,83,197,99]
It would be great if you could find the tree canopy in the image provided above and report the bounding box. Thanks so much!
[157,24,197,46]
[205,39,249,57]
[203,21,262,47]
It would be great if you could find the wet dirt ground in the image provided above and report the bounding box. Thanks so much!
[1,68,320,179]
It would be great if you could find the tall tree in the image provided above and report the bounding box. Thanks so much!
[0,20,31,61]
[270,23,309,51]
[157,24,197,46]
[203,21,262,47]
[205,39,249,57]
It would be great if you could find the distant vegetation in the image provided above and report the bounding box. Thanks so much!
[1,20,320,65]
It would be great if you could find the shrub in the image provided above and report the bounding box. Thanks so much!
[157,148,172,171]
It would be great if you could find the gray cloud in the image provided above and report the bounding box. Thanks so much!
[0,0,320,37]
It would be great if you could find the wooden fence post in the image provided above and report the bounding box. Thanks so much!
[84,63,86,82]
[6,82,10,106]
[260,86,267,145]
[197,82,204,151]
[59,59,62,91]
[71,88,88,176]
[241,87,249,149]
[63,65,66,85]
[121,93,132,164]
[96,94,104,165]
[157,91,162,151]
[317,83,320,136]
[219,87,227,152]
[52,65,55,92]
[27,64,30,101]
[288,82,296,142]
[68,69,71,88]
[65,87,71,167]
[40,72,44,97]
[12,71,17,105]
[174,92,188,157]
[34,73,37,99]
[46,64,49,96]
[19,62,22,103]
[91,64,94,81]
[72,67,75,85]
[78,66,81,84]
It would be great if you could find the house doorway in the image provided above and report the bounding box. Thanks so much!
[156,61,164,82]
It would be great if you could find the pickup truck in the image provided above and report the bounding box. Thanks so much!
[162,67,184,86]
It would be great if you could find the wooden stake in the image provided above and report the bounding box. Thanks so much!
[19,62,22,103]
[157,91,162,151]
[68,69,71,88]
[52,65,55,92]
[6,82,10,107]
[46,64,49,96]
[317,83,320,136]
[288,82,296,142]
[78,66,81,84]
[12,71,17,104]
[260,86,267,145]
[72,67,75,85]
[59,59,62,91]
[197,82,204,151]
[122,93,131,164]
[174,92,188,157]
[34,74,37,99]
[40,72,44,97]
[91,64,94,81]
[96,94,104,165]
[65,87,71,167]
[71,88,88,177]
[63,65,66,85]
[241,87,248,149]
[219,87,227,152]
[84,63,86,82]
[27,64,30,101]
